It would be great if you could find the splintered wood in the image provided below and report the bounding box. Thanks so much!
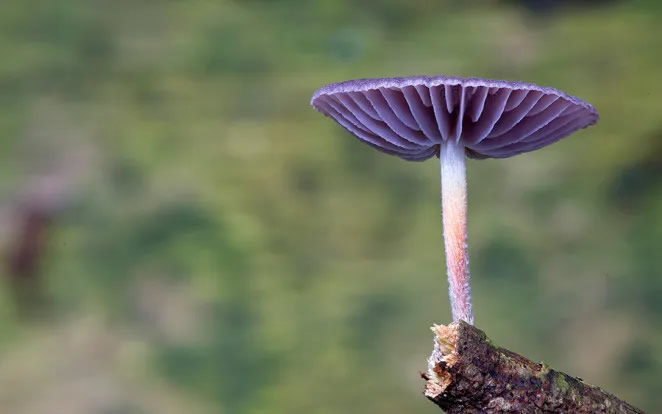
[423,321,644,414]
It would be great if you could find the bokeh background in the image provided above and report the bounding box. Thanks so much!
[1,0,661,412]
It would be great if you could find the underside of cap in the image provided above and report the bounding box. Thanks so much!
[311,75,599,161]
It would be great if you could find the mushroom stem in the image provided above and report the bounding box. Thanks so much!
[440,141,473,325]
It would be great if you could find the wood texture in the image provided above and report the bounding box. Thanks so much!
[423,321,644,414]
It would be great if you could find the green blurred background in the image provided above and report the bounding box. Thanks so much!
[0,0,661,412]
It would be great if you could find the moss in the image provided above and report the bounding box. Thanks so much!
[553,371,571,393]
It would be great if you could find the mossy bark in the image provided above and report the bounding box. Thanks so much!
[423,321,644,414]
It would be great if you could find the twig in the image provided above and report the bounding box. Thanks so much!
[423,321,644,413]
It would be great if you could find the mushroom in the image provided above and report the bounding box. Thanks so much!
[311,75,598,325]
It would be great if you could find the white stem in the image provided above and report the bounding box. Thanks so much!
[440,141,473,325]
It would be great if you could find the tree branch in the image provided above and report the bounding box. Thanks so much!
[423,321,645,413]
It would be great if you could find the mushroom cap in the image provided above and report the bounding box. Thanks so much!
[311,75,599,160]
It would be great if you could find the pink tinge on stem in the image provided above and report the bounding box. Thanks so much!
[311,76,599,325]
[440,142,473,324]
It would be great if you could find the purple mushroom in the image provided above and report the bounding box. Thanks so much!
[311,75,598,325]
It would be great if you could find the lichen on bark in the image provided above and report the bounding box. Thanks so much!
[423,321,645,414]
